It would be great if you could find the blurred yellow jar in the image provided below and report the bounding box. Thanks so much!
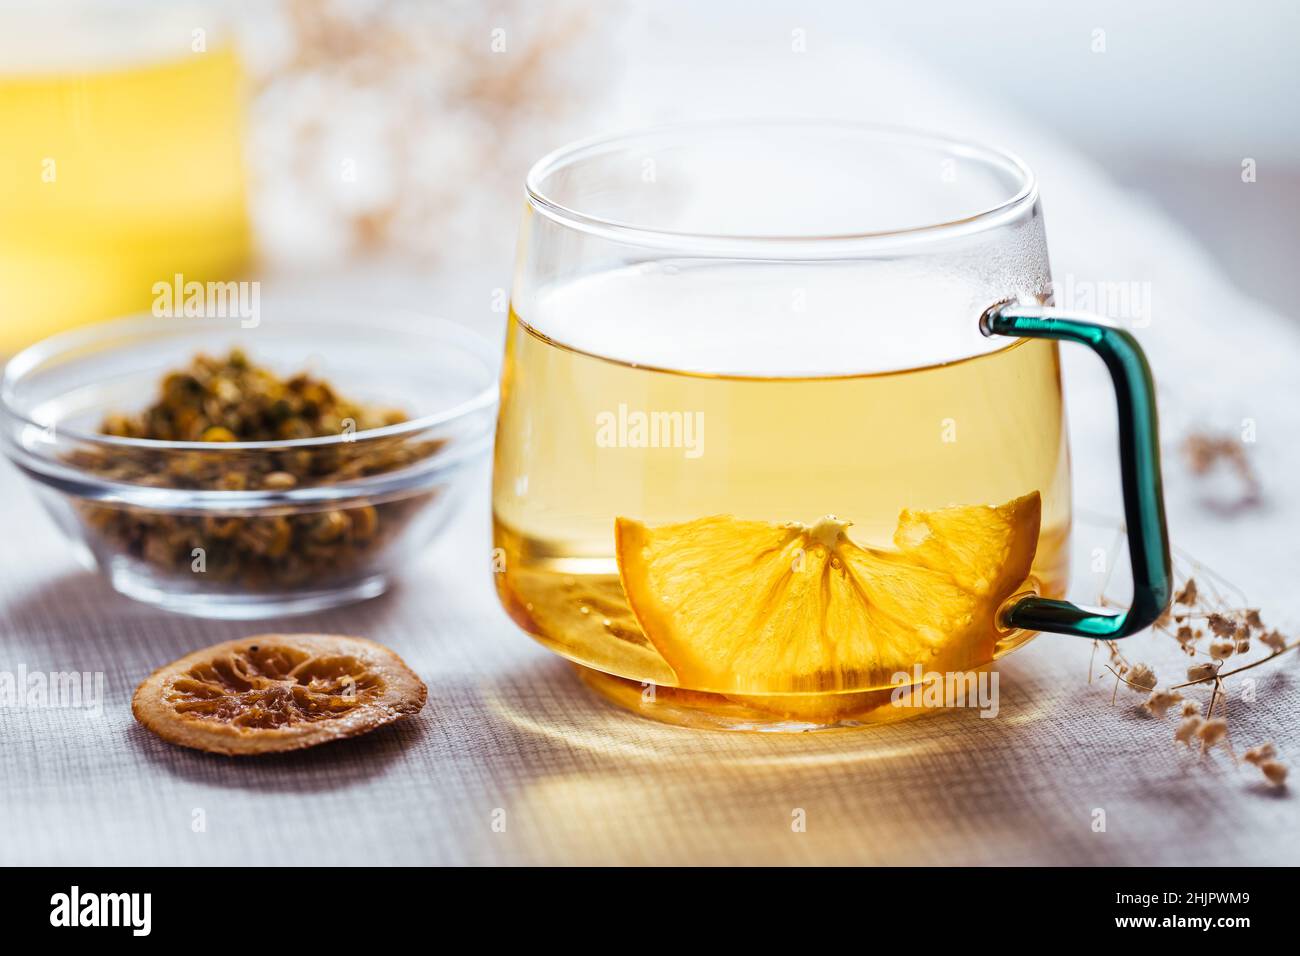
[0,9,251,354]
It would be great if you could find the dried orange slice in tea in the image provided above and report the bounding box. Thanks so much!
[132,634,426,755]
[615,492,1040,695]
[499,568,676,685]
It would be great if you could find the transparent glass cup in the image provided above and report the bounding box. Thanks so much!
[493,121,1170,731]
[0,1,251,354]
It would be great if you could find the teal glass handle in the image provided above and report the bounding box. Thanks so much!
[981,303,1172,639]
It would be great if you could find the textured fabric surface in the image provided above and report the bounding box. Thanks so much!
[3,20,1299,867]
[1,457,1297,866]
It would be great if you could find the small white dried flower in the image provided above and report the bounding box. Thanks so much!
[1260,630,1287,653]
[1207,613,1237,638]
[1143,688,1183,717]
[1196,717,1229,751]
[1175,715,1203,746]
[1209,640,1235,661]
[1187,662,1218,682]
[1127,662,1157,691]
[1206,614,1234,637]
[1259,761,1288,786]
[1243,743,1277,765]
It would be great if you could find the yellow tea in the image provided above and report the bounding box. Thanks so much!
[0,43,250,352]
[493,263,1071,700]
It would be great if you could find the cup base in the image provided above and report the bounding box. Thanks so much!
[107,566,389,619]
[574,665,936,733]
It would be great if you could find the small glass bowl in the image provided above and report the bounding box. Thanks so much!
[1,306,498,619]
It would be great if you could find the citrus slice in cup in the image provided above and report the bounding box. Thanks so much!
[132,634,426,755]
[614,492,1040,694]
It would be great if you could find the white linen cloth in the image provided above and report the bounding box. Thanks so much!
[2,8,1297,865]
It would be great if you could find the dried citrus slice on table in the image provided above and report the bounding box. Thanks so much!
[132,634,426,755]
[615,492,1040,695]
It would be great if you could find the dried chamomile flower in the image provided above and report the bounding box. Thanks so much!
[1196,717,1229,751]
[68,350,443,592]
[1127,663,1157,692]
[1143,688,1183,717]
[262,471,299,490]
[97,348,408,444]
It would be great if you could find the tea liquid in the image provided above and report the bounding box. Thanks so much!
[0,43,250,352]
[493,263,1071,693]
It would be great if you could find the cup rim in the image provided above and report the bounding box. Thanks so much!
[525,118,1039,254]
[1,308,500,453]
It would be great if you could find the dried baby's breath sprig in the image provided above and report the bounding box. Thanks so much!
[1259,761,1289,786]
[1206,613,1237,638]
[1242,743,1288,787]
[1174,578,1198,606]
[1083,525,1297,790]
[1207,677,1225,719]
[1102,658,1158,706]
[1261,630,1288,654]
[1195,717,1230,753]
[1174,646,1298,689]
[1209,640,1235,661]
[1182,431,1261,512]
[1186,661,1219,682]
[1127,662,1157,692]
[1172,623,1202,657]
[249,0,601,266]
[1174,714,1203,747]
[1243,742,1277,764]
[1143,688,1183,717]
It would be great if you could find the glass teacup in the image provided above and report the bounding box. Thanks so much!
[493,121,1169,730]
